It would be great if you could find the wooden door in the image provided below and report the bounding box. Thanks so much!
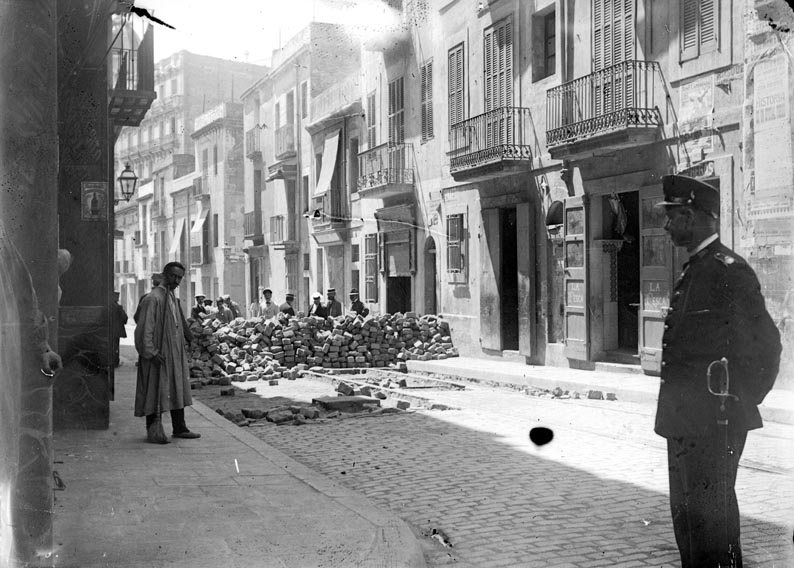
[563,196,589,360]
[480,208,502,350]
[638,187,673,374]
[517,202,535,357]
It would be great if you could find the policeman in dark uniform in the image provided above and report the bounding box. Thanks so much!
[656,174,781,568]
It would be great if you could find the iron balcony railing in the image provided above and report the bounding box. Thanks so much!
[448,107,533,172]
[245,126,262,159]
[546,60,663,146]
[275,124,296,159]
[357,142,414,191]
[270,214,296,244]
[244,210,263,238]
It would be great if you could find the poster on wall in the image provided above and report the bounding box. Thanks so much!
[679,76,714,157]
[81,181,108,221]
[752,53,793,208]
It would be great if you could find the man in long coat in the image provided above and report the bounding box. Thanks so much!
[134,261,200,443]
[656,175,781,567]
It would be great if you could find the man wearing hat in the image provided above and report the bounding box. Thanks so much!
[260,288,279,319]
[325,288,343,317]
[308,291,329,318]
[279,292,296,316]
[191,294,207,321]
[348,288,369,317]
[655,174,781,567]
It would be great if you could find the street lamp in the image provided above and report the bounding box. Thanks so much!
[116,163,138,203]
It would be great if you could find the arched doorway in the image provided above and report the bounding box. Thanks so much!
[424,237,437,315]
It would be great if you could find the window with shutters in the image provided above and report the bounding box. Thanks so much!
[484,17,513,148]
[364,233,379,302]
[592,0,635,72]
[484,17,513,112]
[448,44,465,127]
[366,91,377,148]
[680,0,717,61]
[592,0,635,115]
[446,214,465,273]
[421,60,434,142]
[388,77,404,145]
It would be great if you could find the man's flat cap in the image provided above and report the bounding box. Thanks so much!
[285,292,295,299]
[349,288,359,295]
[312,292,322,299]
[262,288,272,294]
[659,174,719,215]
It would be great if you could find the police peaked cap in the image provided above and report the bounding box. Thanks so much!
[658,175,719,216]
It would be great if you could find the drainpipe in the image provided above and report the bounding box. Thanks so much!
[0,1,59,565]
[295,59,303,309]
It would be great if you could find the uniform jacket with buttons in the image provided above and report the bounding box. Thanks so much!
[655,240,781,439]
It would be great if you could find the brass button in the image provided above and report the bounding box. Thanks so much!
[664,325,669,330]
[661,361,667,367]
[662,342,668,348]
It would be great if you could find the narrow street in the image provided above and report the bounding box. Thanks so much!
[202,375,794,567]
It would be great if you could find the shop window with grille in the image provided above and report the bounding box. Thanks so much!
[446,214,465,273]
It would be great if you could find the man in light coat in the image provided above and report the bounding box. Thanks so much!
[134,261,200,443]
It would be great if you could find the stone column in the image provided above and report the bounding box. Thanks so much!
[0,1,60,566]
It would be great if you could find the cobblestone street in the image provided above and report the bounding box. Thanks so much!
[234,377,794,567]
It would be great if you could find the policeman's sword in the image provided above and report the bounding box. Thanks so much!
[706,357,739,568]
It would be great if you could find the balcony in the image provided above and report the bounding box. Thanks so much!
[108,24,156,127]
[151,200,165,219]
[448,107,533,181]
[546,60,663,159]
[269,214,298,252]
[310,194,349,246]
[246,126,262,160]
[357,142,415,199]
[308,73,362,133]
[244,210,264,244]
[191,176,208,200]
[275,125,296,160]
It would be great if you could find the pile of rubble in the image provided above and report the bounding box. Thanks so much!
[188,312,458,383]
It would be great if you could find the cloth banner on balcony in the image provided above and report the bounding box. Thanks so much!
[314,129,340,198]
[191,205,209,233]
[168,218,185,255]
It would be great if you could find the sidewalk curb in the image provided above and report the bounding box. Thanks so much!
[190,398,427,567]
[407,359,794,426]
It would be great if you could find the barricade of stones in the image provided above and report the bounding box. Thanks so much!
[189,311,458,384]
[215,402,405,427]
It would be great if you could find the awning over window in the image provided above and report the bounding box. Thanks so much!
[191,205,209,233]
[313,130,340,198]
[168,218,185,255]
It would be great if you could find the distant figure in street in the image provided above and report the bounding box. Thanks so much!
[655,175,781,568]
[215,297,233,324]
[191,294,207,321]
[134,261,200,443]
[248,291,262,319]
[134,273,162,324]
[279,292,296,317]
[111,291,128,367]
[308,291,328,318]
[223,294,241,319]
[348,288,369,317]
[260,288,279,319]
[325,288,343,318]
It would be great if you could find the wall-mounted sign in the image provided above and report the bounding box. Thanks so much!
[81,181,107,221]
[679,77,714,157]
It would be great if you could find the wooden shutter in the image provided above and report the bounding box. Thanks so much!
[700,0,716,48]
[681,0,699,61]
[593,0,603,71]
[388,77,404,145]
[448,45,464,127]
[421,61,434,141]
[364,233,379,302]
[446,214,462,272]
[367,92,376,148]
